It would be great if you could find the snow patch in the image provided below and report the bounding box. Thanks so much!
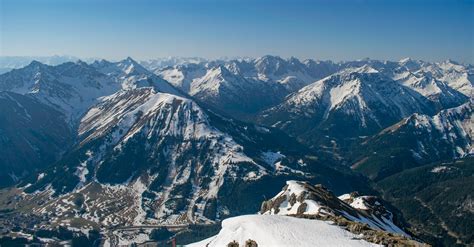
[187,215,381,247]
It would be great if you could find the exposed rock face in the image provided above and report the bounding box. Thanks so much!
[260,181,408,236]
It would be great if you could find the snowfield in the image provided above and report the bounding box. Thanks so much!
[187,215,381,247]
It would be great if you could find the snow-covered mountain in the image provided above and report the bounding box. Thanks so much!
[157,55,341,118]
[0,60,118,121]
[90,57,180,94]
[394,69,468,109]
[158,55,334,91]
[414,59,473,97]
[340,58,473,99]
[189,65,291,118]
[156,56,472,137]
[0,92,72,188]
[0,55,92,74]
[352,100,473,179]
[18,87,330,227]
[259,66,438,145]
[0,56,472,246]
[0,58,179,123]
[140,57,208,71]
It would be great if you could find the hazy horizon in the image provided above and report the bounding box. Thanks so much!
[1,0,473,63]
[0,54,472,65]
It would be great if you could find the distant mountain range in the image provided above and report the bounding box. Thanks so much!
[0,55,471,246]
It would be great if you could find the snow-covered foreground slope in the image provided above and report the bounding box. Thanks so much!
[187,215,381,247]
[188,181,426,247]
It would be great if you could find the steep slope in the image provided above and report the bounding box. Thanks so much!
[376,157,474,246]
[158,63,208,93]
[189,65,289,118]
[259,66,436,146]
[0,92,72,188]
[14,87,375,230]
[352,101,473,180]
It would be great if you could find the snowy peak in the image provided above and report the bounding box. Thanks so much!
[140,57,208,71]
[398,57,425,71]
[156,55,341,118]
[391,100,472,140]
[266,65,435,135]
[0,60,121,120]
[437,59,464,71]
[29,87,280,224]
[260,181,408,236]
[203,65,235,81]
[91,57,181,95]
[80,87,237,147]
[116,57,150,76]
[188,65,238,96]
[353,101,473,180]
[398,57,413,64]
[0,57,180,123]
[157,63,208,92]
[254,55,288,75]
[27,60,48,69]
[284,66,386,110]
[387,100,473,158]
[394,69,468,109]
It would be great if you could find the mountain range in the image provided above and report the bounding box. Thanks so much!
[0,55,472,246]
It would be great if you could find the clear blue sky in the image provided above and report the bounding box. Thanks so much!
[1,0,473,63]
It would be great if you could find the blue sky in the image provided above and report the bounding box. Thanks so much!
[1,0,473,63]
